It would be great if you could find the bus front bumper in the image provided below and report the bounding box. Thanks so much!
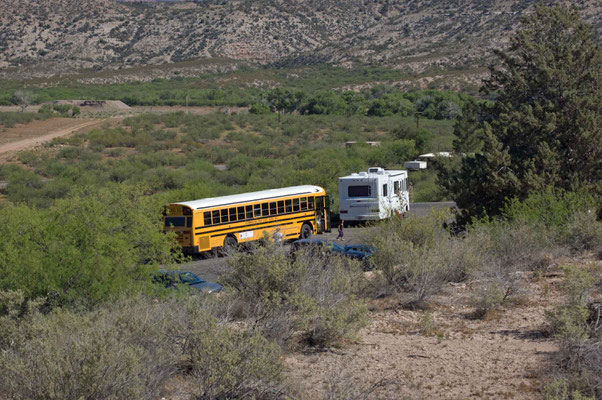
[182,246,200,255]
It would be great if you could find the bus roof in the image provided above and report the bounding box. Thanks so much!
[174,185,325,210]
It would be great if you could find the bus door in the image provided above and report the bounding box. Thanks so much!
[315,196,332,234]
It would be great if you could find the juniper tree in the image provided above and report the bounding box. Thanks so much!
[438,4,602,223]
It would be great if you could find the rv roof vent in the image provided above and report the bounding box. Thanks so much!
[368,167,384,174]
[359,172,368,176]
[351,173,358,176]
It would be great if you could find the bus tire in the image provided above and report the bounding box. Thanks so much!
[222,235,238,254]
[300,223,312,239]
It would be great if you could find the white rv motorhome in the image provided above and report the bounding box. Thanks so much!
[338,167,410,221]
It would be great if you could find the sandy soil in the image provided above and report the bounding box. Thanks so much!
[286,277,560,400]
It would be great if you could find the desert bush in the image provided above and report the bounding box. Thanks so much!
[365,210,479,304]
[546,265,602,399]
[467,220,553,317]
[565,211,602,253]
[0,296,181,400]
[0,294,287,400]
[184,317,285,399]
[546,265,599,341]
[220,241,367,349]
[0,111,50,128]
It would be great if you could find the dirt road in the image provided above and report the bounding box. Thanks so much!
[0,118,116,159]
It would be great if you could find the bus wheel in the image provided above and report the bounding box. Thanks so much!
[222,235,238,255]
[300,223,312,239]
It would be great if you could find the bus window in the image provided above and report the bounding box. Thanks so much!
[187,217,192,228]
[285,199,292,213]
[246,205,253,219]
[229,208,237,222]
[277,200,284,214]
[293,198,300,211]
[221,209,229,223]
[238,206,245,220]
[300,197,307,210]
[204,212,211,226]
[254,204,261,217]
[308,196,314,210]
[269,202,277,215]
[165,217,186,227]
[212,210,220,225]
[261,203,269,217]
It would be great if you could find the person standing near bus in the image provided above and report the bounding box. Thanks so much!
[273,227,284,245]
[336,220,344,241]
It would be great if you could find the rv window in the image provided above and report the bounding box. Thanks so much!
[204,212,211,226]
[382,184,388,197]
[394,181,400,194]
[348,185,372,197]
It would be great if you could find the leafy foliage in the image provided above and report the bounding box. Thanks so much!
[438,5,602,223]
[0,185,180,307]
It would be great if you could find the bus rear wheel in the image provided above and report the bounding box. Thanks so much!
[221,235,238,255]
[300,223,312,239]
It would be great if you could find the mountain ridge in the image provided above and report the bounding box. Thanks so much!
[1,0,600,81]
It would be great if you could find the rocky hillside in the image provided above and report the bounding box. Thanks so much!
[0,0,600,80]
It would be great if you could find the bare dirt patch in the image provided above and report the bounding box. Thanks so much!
[286,277,559,400]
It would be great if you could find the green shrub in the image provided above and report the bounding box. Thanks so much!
[546,265,599,341]
[0,184,180,308]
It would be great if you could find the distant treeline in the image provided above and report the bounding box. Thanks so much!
[1,83,471,120]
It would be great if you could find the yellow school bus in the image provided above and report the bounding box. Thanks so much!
[163,185,331,254]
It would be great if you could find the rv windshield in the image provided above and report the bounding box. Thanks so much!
[347,185,372,198]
